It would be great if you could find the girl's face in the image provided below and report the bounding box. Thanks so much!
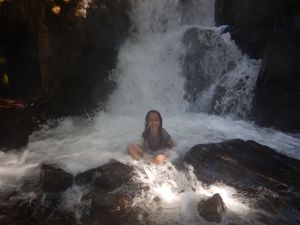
[147,112,160,131]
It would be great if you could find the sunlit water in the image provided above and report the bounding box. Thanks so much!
[0,0,300,224]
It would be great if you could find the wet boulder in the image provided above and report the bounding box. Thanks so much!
[184,139,300,192]
[75,161,147,225]
[197,193,226,223]
[0,189,77,225]
[0,160,137,225]
[75,160,133,192]
[91,192,119,221]
[74,167,101,186]
[93,160,133,191]
[90,192,139,225]
[40,163,73,193]
[185,139,300,225]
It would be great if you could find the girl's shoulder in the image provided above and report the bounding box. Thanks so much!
[161,128,171,139]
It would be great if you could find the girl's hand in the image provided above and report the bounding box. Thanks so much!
[167,138,175,149]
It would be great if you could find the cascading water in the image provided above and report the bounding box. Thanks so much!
[0,0,300,224]
[181,27,261,118]
[107,30,188,116]
[109,0,260,119]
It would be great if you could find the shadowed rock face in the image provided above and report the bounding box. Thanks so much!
[0,0,132,150]
[185,139,300,225]
[0,9,40,97]
[215,0,299,59]
[0,0,131,111]
[252,29,300,131]
[215,0,300,131]
[49,0,131,116]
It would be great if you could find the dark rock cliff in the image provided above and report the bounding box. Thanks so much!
[0,0,131,114]
[215,0,300,131]
[0,0,131,149]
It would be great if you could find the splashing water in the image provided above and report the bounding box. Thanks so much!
[131,161,252,225]
[0,0,300,224]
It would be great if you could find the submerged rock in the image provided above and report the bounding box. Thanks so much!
[197,193,226,223]
[40,163,73,193]
[0,160,142,225]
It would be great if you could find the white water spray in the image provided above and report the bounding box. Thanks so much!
[107,30,188,116]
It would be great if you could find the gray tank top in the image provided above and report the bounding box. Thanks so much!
[142,128,171,152]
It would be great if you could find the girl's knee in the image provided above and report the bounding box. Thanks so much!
[127,144,135,153]
[157,154,166,160]
[153,154,167,165]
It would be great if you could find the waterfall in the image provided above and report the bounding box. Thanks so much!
[106,30,188,116]
[108,0,260,119]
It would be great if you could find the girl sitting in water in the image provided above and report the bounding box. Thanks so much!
[127,110,175,165]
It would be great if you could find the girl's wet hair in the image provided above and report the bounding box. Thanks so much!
[144,109,163,132]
